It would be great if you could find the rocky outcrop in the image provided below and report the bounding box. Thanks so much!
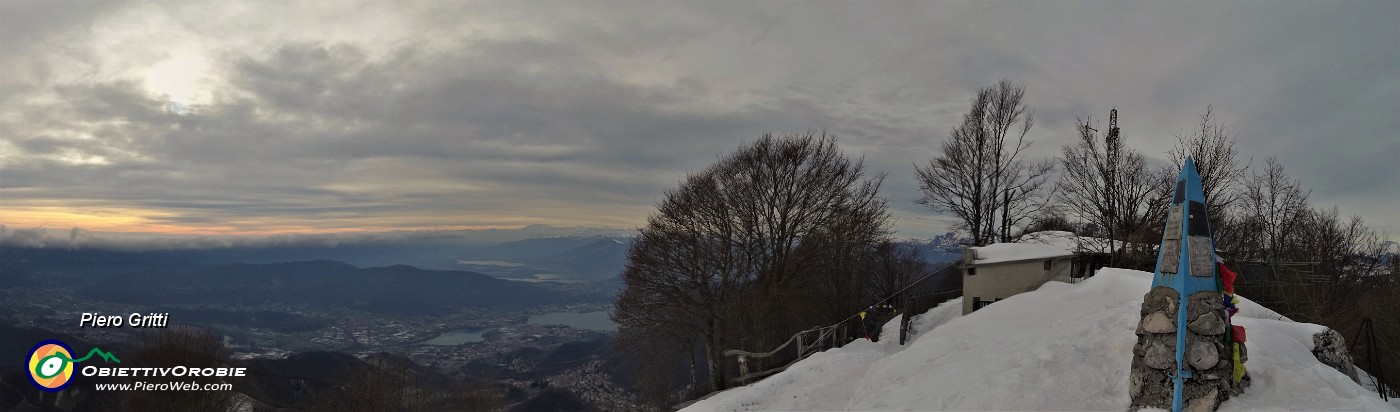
[1311,329,1361,384]
[1129,287,1234,411]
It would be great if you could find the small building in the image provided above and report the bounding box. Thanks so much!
[959,236,1109,315]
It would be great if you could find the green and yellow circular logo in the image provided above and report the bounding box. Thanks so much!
[28,340,75,392]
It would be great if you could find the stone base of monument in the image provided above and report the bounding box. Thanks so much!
[1129,287,1235,411]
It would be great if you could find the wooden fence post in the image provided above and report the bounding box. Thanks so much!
[797,333,805,359]
[737,356,749,385]
[899,311,910,345]
[899,292,911,345]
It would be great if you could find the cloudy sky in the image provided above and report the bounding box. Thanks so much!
[2,1,1396,240]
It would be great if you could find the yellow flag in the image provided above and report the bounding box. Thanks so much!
[1232,343,1246,383]
[860,311,866,320]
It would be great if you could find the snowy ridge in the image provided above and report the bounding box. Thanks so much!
[683,269,1396,411]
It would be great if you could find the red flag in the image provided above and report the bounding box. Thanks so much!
[1219,262,1238,295]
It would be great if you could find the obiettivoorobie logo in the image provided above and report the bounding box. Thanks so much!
[27,339,121,392]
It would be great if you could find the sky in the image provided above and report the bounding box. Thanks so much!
[1,1,1396,241]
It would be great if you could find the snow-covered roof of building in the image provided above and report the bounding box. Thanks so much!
[966,231,1120,265]
[1019,230,1116,253]
[968,242,1075,265]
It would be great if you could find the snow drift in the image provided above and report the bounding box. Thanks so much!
[683,268,1395,411]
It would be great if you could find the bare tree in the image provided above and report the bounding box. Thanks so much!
[1026,207,1082,235]
[1227,158,1397,391]
[861,240,927,309]
[1221,156,1398,393]
[613,326,695,410]
[916,79,1053,246]
[1286,208,1390,295]
[1057,110,1171,268]
[615,190,737,394]
[1292,211,1398,393]
[1237,157,1312,262]
[613,267,706,408]
[614,132,891,394]
[1168,105,1250,233]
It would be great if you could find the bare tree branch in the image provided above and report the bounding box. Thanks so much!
[916,79,1052,246]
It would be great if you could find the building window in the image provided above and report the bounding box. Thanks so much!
[1044,260,1053,271]
[967,267,977,276]
[973,297,994,311]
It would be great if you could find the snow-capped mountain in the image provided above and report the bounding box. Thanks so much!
[901,231,969,264]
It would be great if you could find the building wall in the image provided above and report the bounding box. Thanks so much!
[962,256,1075,314]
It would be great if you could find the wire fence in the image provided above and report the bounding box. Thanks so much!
[1233,260,1394,401]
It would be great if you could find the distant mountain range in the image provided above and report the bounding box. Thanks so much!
[538,238,630,279]
[79,261,563,315]
[0,224,633,271]
[1,227,963,287]
[899,232,968,264]
[467,236,627,261]
[459,236,631,281]
[459,234,964,282]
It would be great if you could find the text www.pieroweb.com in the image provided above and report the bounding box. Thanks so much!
[94,381,233,391]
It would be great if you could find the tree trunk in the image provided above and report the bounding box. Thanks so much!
[688,341,699,394]
[705,325,727,392]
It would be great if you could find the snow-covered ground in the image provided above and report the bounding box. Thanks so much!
[684,268,1396,411]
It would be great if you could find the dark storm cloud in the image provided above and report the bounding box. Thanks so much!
[1,1,1395,238]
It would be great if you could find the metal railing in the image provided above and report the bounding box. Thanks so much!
[722,317,863,385]
[722,261,961,385]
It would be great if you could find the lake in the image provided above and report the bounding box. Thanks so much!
[500,274,589,283]
[527,311,616,332]
[417,328,488,345]
[457,260,526,267]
